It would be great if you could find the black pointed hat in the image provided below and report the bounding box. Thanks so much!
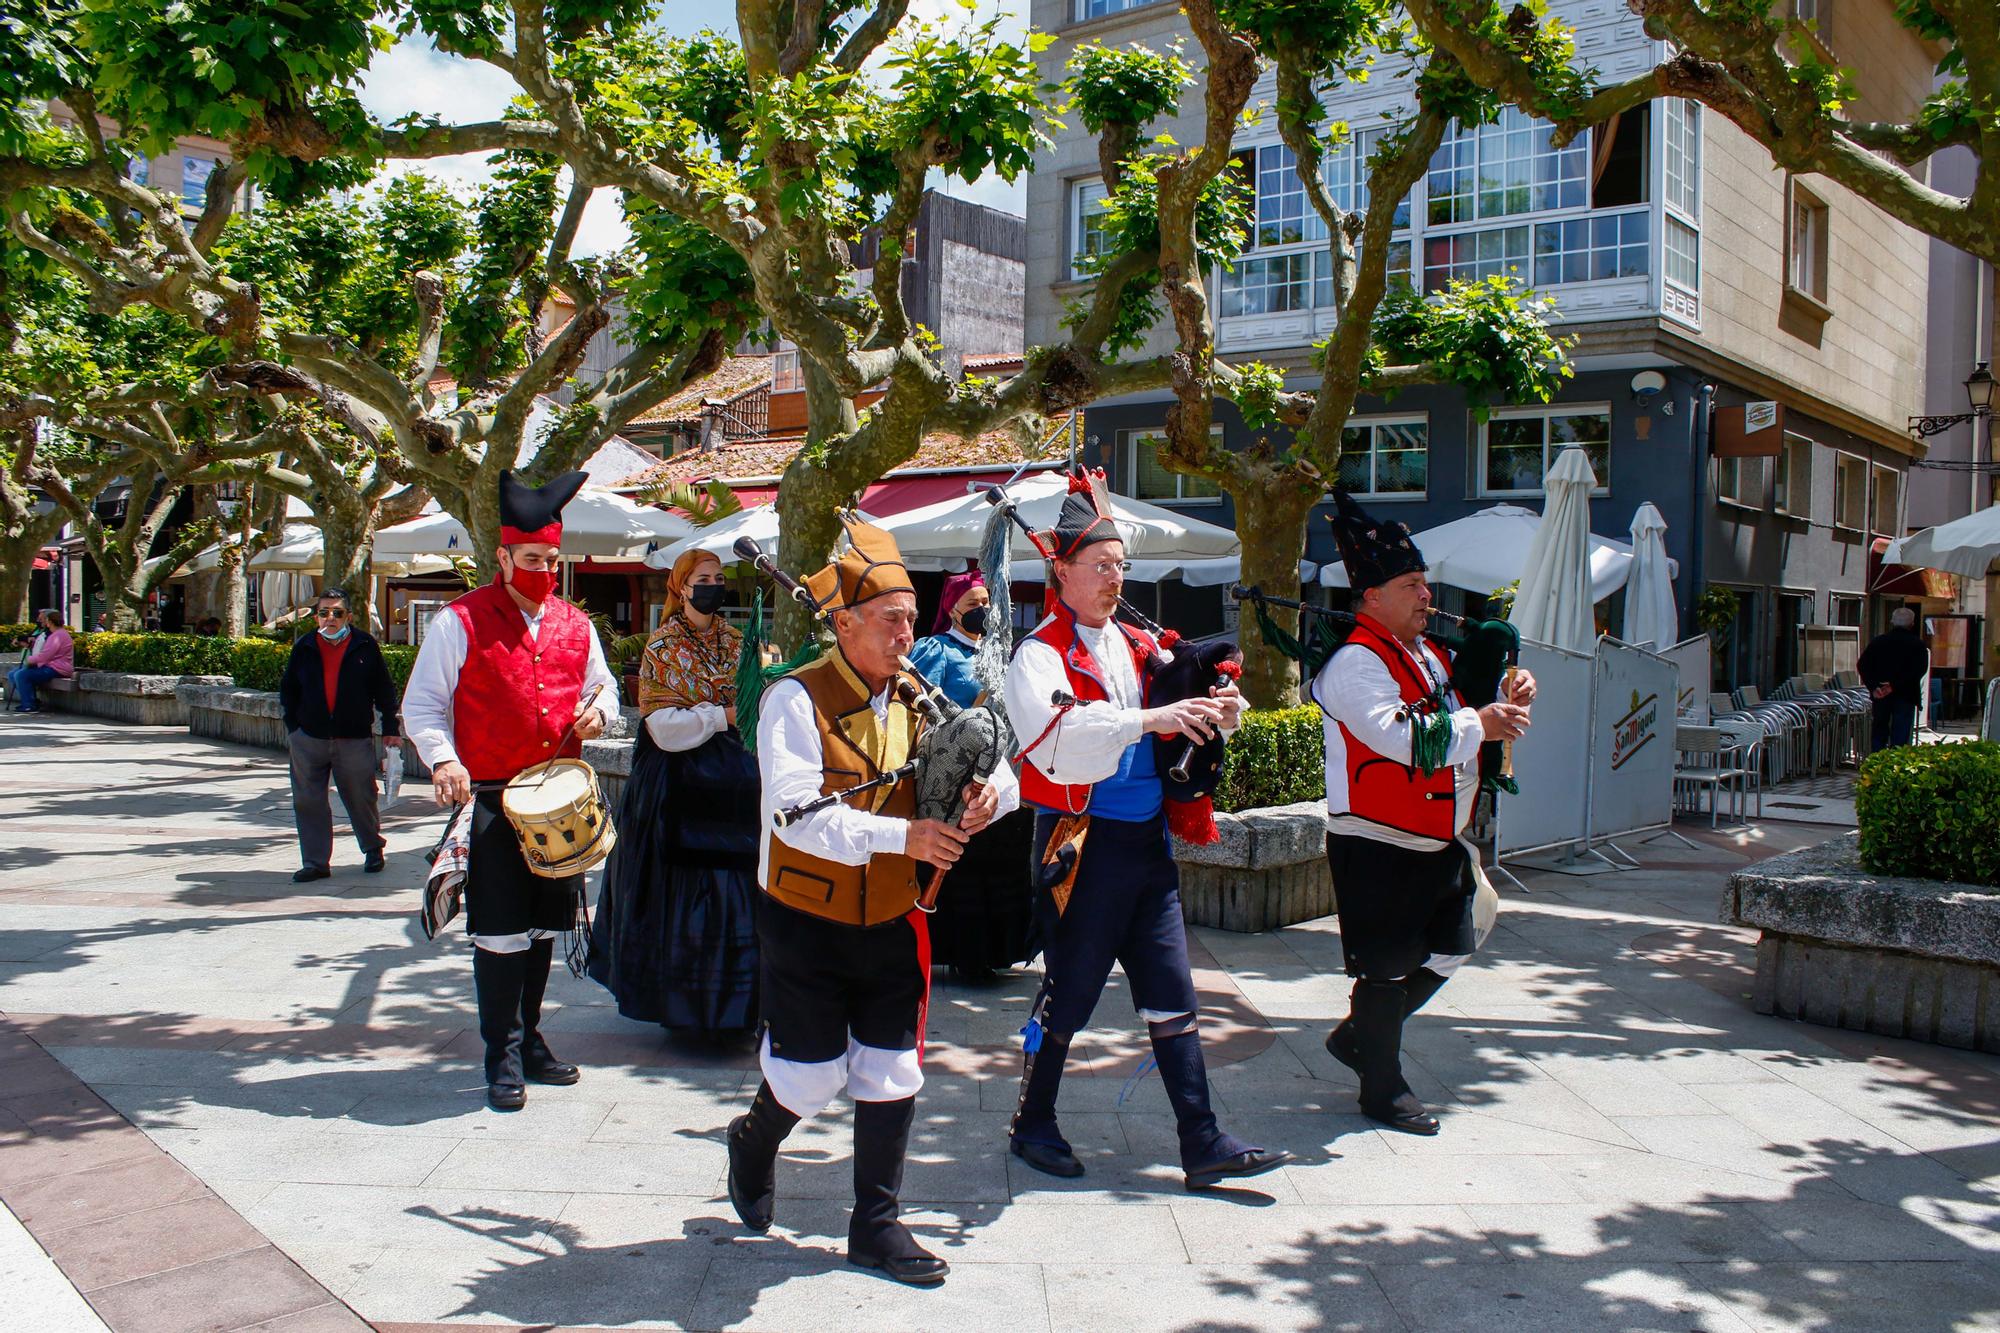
[1036,468,1121,561]
[499,469,588,545]
[1328,489,1425,592]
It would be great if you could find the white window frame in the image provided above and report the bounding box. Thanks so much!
[1871,463,1900,537]
[1070,178,1110,280]
[1716,454,1768,509]
[1663,99,1701,221]
[1832,452,1868,531]
[1117,425,1224,505]
[772,348,802,393]
[1335,415,1430,499]
[1075,0,1154,19]
[1477,404,1613,498]
[1773,432,1813,517]
[1787,180,1830,303]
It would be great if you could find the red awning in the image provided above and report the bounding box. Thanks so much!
[1869,537,1959,600]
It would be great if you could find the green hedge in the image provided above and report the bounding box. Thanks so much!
[4,624,93,668]
[1856,741,2000,889]
[82,632,234,676]
[1214,706,1325,814]
[229,635,417,693]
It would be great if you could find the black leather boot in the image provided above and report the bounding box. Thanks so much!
[726,1081,799,1233]
[847,1097,947,1286]
[519,938,579,1085]
[473,947,529,1111]
[1008,1030,1082,1177]
[1327,968,1447,1073]
[1350,978,1438,1135]
[1151,1025,1292,1189]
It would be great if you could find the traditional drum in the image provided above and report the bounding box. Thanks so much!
[501,758,618,877]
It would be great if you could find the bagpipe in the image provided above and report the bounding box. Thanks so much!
[1231,584,1523,792]
[736,532,1006,910]
[976,482,1240,845]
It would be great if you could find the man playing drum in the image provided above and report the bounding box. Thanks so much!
[404,470,618,1111]
[724,519,1017,1286]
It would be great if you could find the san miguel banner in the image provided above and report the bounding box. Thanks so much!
[1589,638,1679,842]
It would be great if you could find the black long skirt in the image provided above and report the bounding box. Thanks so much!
[588,727,761,1031]
[926,806,1035,971]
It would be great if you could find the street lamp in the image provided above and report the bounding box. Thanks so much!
[1909,360,1996,439]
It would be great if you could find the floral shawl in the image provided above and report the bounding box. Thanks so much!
[637,613,743,716]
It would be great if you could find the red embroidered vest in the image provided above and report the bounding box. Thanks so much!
[448,579,591,782]
[1333,614,1460,840]
[1017,601,1160,817]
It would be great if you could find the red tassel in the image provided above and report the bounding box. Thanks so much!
[1215,660,1242,681]
[1068,472,1093,493]
[1165,796,1220,846]
[1158,629,1182,650]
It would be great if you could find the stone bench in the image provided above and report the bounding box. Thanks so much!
[178,683,290,750]
[1175,800,1334,933]
[43,672,229,726]
[1721,832,2000,1053]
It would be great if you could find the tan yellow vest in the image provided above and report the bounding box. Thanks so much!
[764,652,925,927]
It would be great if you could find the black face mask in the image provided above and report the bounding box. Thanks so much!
[957,606,989,637]
[687,584,728,615]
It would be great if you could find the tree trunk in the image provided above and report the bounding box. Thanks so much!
[320,520,374,632]
[0,534,41,623]
[771,466,849,654]
[1227,483,1318,710]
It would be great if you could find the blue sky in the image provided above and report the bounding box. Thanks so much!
[357,1,1032,254]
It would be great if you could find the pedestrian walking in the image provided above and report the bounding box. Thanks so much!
[1859,607,1930,752]
[8,610,75,712]
[279,588,402,882]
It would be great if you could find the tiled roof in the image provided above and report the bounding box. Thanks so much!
[628,356,775,426]
[620,412,1078,489]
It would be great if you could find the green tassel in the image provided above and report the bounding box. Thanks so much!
[1409,701,1453,776]
[734,591,821,754]
[1249,597,1348,677]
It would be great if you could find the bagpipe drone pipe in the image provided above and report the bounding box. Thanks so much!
[1231,585,1522,793]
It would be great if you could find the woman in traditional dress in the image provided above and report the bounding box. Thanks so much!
[589,549,761,1034]
[906,570,1034,982]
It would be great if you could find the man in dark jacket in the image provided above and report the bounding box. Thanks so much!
[280,588,402,882]
[1858,607,1930,753]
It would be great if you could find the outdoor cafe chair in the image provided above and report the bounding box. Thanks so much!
[1675,725,1747,827]
[1713,717,1766,819]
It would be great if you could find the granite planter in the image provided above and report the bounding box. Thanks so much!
[1721,832,2000,1053]
[44,672,228,726]
[1174,800,1333,933]
[177,683,290,750]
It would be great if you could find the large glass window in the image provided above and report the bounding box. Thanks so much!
[1531,211,1650,287]
[1219,253,1316,318]
[1336,417,1428,497]
[1664,99,1701,219]
[772,348,802,393]
[1833,453,1867,530]
[1481,408,1611,496]
[1665,216,1700,290]
[1428,107,1587,228]
[1872,464,1900,536]
[1774,433,1813,517]
[1119,426,1223,503]
[1071,179,1110,280]
[1423,225,1529,293]
[181,155,215,210]
[1322,128,1411,230]
[1076,0,1155,18]
[1254,144,1327,247]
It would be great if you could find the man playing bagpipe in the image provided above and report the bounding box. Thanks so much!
[1311,492,1535,1135]
[1001,469,1292,1189]
[724,518,1018,1286]
[404,470,617,1112]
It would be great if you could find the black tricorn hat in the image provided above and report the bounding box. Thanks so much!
[1329,489,1426,593]
[1038,469,1121,561]
[499,469,588,545]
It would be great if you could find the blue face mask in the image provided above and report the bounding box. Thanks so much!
[318,623,351,643]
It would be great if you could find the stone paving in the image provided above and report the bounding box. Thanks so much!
[2,711,1998,1332]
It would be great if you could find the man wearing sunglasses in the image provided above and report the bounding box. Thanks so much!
[278,587,403,883]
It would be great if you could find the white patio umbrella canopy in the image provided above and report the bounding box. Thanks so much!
[646,503,880,569]
[1884,505,2000,578]
[156,524,451,579]
[874,472,1239,575]
[1319,504,1657,600]
[374,490,694,560]
[1511,446,1599,652]
[1621,501,1678,650]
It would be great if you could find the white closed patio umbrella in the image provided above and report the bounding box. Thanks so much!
[1884,505,2000,578]
[1620,501,1678,650]
[1511,446,1598,652]
[875,472,1239,573]
[375,489,694,560]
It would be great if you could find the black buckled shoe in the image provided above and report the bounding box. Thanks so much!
[1362,1092,1440,1136]
[364,854,387,873]
[522,1036,580,1086]
[849,1245,949,1287]
[1184,1146,1293,1191]
[292,867,330,883]
[1010,1136,1084,1178]
[487,1080,526,1112]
